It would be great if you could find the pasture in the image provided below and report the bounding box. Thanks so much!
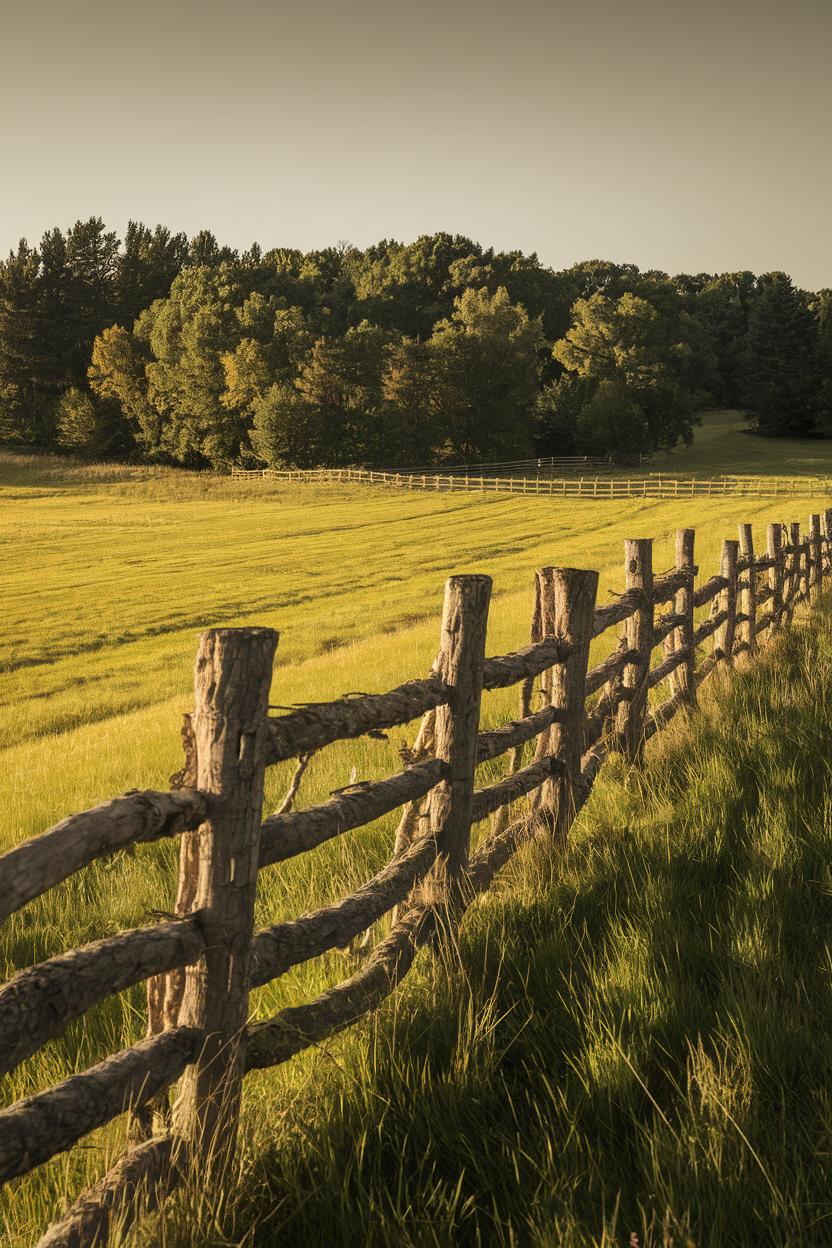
[3,412,832,1246]
[649,409,832,477]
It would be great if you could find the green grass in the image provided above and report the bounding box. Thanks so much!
[649,410,832,478]
[2,412,832,1245]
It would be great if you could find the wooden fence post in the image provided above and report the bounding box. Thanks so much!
[810,513,823,601]
[801,530,811,603]
[540,568,598,841]
[715,539,738,666]
[824,508,832,574]
[767,524,784,632]
[738,523,757,656]
[427,576,491,881]
[671,528,696,704]
[171,627,277,1172]
[617,539,653,761]
[491,576,542,840]
[784,522,800,621]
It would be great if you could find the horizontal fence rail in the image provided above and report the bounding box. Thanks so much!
[3,504,832,1247]
[231,465,832,499]
[384,454,620,477]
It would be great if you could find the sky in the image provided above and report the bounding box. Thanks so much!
[2,0,830,288]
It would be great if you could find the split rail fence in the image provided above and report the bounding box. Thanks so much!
[231,465,832,499]
[3,506,832,1246]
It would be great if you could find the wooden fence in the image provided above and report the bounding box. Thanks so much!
[385,454,619,477]
[230,465,832,498]
[3,506,832,1245]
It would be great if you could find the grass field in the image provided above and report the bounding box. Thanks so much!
[649,410,832,478]
[3,412,832,1245]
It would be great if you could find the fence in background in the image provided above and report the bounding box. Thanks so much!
[231,466,832,499]
[387,454,620,477]
[2,507,832,1246]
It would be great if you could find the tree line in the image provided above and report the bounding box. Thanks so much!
[1,220,830,468]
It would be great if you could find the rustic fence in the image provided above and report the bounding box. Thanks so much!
[230,466,832,499]
[3,507,832,1246]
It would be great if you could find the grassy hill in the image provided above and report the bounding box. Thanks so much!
[648,410,832,478]
[3,414,832,1245]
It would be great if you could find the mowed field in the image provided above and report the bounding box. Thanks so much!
[4,413,832,1246]
[7,416,832,843]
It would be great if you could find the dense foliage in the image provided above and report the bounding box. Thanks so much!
[1,221,829,466]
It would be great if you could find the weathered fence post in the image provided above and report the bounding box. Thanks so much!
[738,523,757,656]
[810,513,823,601]
[785,521,801,620]
[171,627,277,1172]
[492,576,542,839]
[539,567,598,840]
[767,523,784,633]
[715,539,738,666]
[802,529,812,603]
[617,539,653,761]
[427,575,491,881]
[671,528,696,704]
[824,508,832,574]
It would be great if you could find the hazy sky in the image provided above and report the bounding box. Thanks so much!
[2,0,830,287]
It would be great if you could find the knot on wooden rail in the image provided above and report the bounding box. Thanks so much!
[265,676,452,762]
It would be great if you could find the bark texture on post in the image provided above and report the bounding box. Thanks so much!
[672,528,696,703]
[767,524,784,633]
[786,522,801,620]
[171,627,277,1172]
[532,570,558,779]
[542,568,598,840]
[426,576,491,878]
[738,523,756,656]
[810,513,823,601]
[802,533,812,603]
[714,540,738,665]
[492,575,541,839]
[824,509,832,575]
[616,539,653,761]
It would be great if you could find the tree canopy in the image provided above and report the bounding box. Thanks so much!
[1,222,829,466]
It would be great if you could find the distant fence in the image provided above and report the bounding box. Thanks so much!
[231,466,832,499]
[3,508,832,1245]
[388,454,622,477]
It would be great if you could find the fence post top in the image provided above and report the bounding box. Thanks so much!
[197,627,279,657]
[199,626,278,641]
[445,572,492,584]
[536,566,600,589]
